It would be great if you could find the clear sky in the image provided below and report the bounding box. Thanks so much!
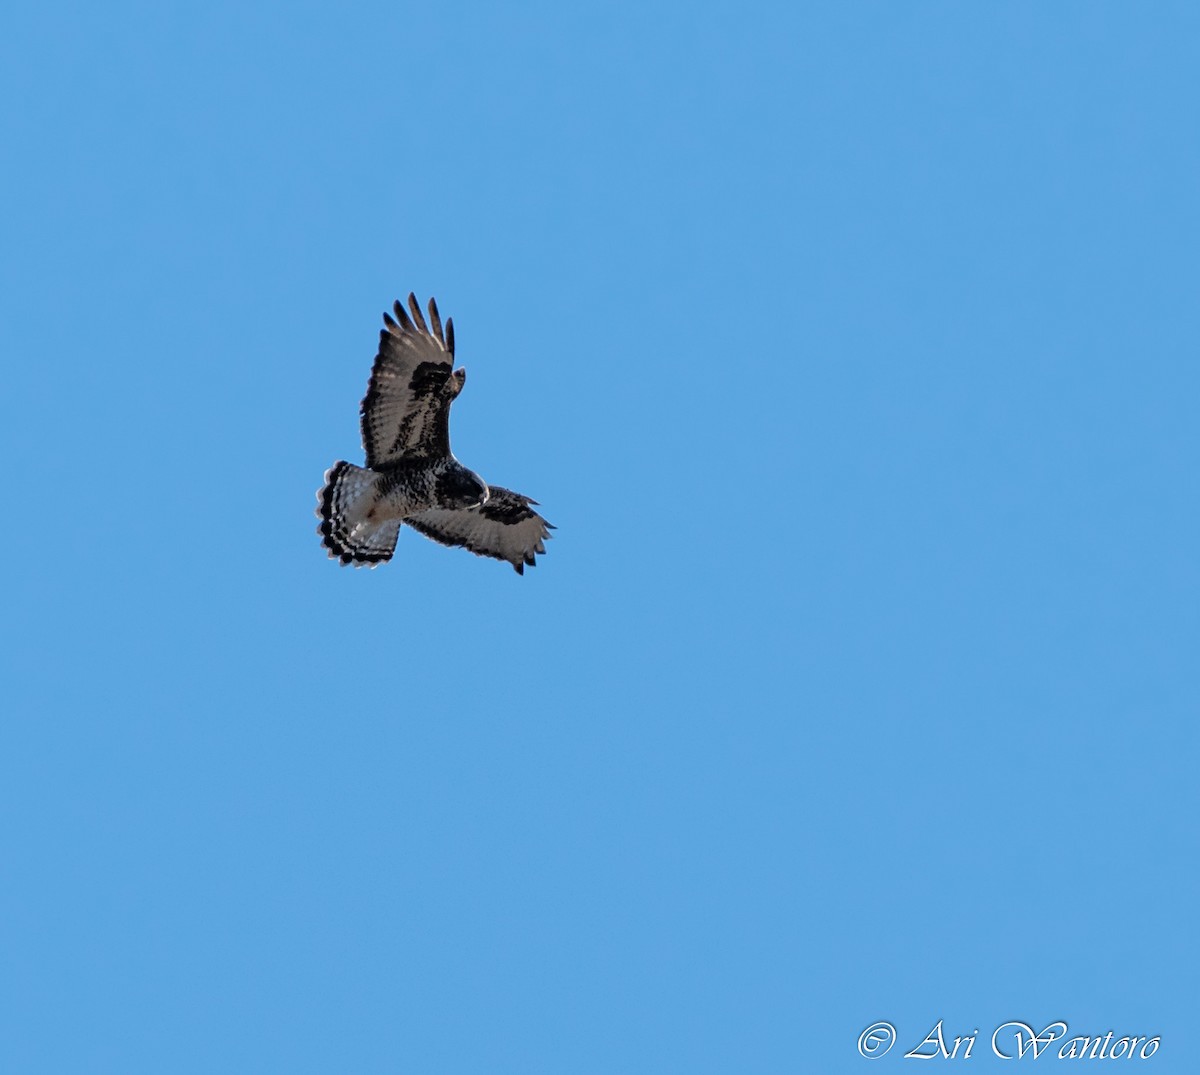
[2,2,1196,1071]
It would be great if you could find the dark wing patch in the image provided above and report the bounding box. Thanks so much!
[405,486,554,574]
[361,294,458,466]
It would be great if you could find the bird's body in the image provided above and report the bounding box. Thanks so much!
[316,294,552,573]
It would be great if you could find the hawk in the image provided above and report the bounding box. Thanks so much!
[316,293,553,573]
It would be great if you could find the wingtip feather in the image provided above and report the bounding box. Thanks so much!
[428,297,444,346]
[407,293,429,332]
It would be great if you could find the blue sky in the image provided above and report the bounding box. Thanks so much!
[2,2,1196,1071]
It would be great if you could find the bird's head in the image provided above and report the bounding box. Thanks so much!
[469,471,491,509]
[438,465,490,510]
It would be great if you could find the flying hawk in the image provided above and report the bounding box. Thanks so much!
[316,293,553,573]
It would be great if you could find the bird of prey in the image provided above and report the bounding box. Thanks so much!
[316,293,553,573]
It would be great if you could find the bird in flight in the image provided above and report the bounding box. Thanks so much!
[316,293,553,573]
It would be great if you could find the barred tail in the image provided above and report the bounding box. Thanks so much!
[316,462,400,567]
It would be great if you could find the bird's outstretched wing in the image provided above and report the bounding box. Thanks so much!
[406,487,554,574]
[360,293,457,466]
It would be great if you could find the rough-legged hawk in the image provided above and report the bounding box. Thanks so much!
[317,293,553,573]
